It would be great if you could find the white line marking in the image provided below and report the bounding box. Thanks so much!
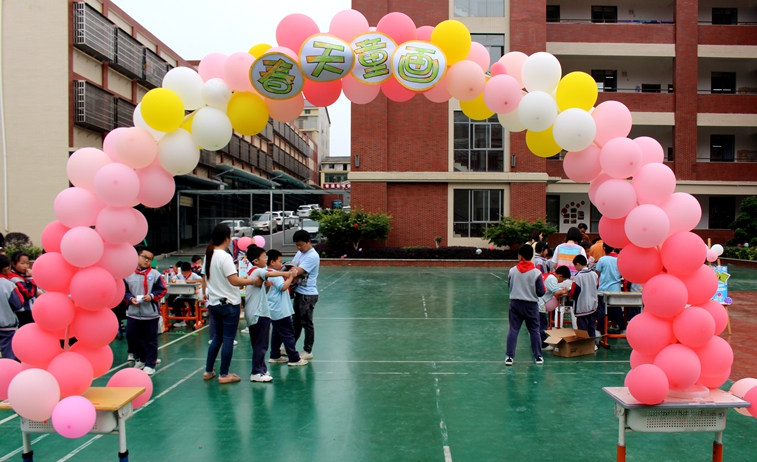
[489,272,503,280]
[176,358,631,365]
[0,414,18,425]
[319,272,348,292]
[430,372,469,375]
[422,294,428,318]
[0,435,49,461]
[432,362,453,462]
[365,372,410,375]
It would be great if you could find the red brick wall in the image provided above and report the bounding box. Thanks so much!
[386,183,447,246]
[547,24,674,43]
[510,0,547,55]
[351,182,388,213]
[698,95,757,114]
[695,163,757,182]
[673,0,699,181]
[698,25,757,46]
[546,161,565,178]
[510,183,547,221]
[387,98,448,172]
[596,93,674,112]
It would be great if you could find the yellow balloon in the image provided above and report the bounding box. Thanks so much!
[248,43,272,58]
[555,71,598,111]
[460,92,494,121]
[526,127,562,158]
[226,92,269,136]
[430,20,471,65]
[140,88,184,132]
[180,113,194,134]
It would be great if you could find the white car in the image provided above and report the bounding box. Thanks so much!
[249,213,273,233]
[220,220,252,238]
[267,211,284,231]
[283,211,298,228]
[300,218,322,242]
[297,205,314,217]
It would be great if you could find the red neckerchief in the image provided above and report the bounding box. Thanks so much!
[10,269,37,299]
[516,261,536,273]
[134,268,150,294]
[606,252,618,257]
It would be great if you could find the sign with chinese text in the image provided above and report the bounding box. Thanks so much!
[299,34,354,82]
[250,52,304,100]
[712,265,730,304]
[391,41,446,91]
[350,32,397,85]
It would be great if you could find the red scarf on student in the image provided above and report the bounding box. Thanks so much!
[516,261,536,273]
[606,252,618,257]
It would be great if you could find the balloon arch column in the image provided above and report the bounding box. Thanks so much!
[1,9,755,438]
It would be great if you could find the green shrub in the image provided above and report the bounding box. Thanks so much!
[310,209,392,250]
[483,217,557,247]
[729,196,757,246]
[5,245,44,261]
[722,246,757,261]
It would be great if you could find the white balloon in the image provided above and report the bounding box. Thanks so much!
[497,110,525,132]
[521,52,562,93]
[201,78,232,111]
[191,107,232,152]
[158,128,200,175]
[162,67,205,110]
[133,103,164,141]
[552,108,597,152]
[712,244,724,256]
[517,91,558,132]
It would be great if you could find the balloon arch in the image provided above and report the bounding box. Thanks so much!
[2,10,756,438]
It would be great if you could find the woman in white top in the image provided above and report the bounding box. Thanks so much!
[203,224,262,384]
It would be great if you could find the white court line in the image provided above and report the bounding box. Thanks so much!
[432,362,453,462]
[489,272,503,280]
[0,435,50,462]
[421,294,428,318]
[319,272,348,292]
[176,358,631,365]
[0,414,18,426]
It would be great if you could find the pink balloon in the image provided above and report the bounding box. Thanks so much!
[238,237,253,251]
[381,77,416,102]
[223,52,255,92]
[697,367,731,389]
[376,12,416,44]
[630,350,656,369]
[67,148,112,192]
[631,163,676,205]
[490,62,506,76]
[70,267,117,312]
[659,193,702,235]
[654,344,701,391]
[624,204,670,248]
[136,163,176,208]
[626,312,675,356]
[588,173,612,204]
[483,74,522,114]
[743,386,757,418]
[466,41,491,72]
[563,145,601,183]
[107,368,153,409]
[71,307,119,348]
[129,209,149,246]
[96,242,138,280]
[642,274,688,319]
[32,292,75,333]
[102,127,128,161]
[276,14,319,52]
[303,79,342,107]
[329,9,370,42]
[617,244,663,284]
[253,235,266,248]
[661,231,708,277]
[698,299,729,335]
[599,137,642,179]
[41,221,70,253]
[47,352,94,398]
[7,369,60,421]
[706,248,719,263]
[32,252,77,293]
[266,95,305,123]
[446,60,486,101]
[52,396,96,438]
[114,127,159,169]
[96,207,137,244]
[198,52,228,82]
[415,25,434,41]
[423,75,452,103]
[694,336,733,378]
[626,364,669,405]
[592,101,632,147]
[342,74,381,104]
[94,163,140,207]
[634,136,665,165]
[673,306,715,348]
[498,52,528,87]
[594,179,637,219]
[108,278,126,309]
[731,378,757,415]
[0,358,23,400]
[12,324,63,367]
[679,265,719,306]
[61,226,104,268]
[266,46,298,60]
[598,216,631,249]
[70,344,113,378]
[54,187,105,228]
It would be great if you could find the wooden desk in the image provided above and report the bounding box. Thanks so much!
[161,283,204,332]
[600,291,643,344]
[0,387,145,462]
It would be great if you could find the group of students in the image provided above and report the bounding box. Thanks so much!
[0,244,44,361]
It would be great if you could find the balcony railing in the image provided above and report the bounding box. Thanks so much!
[697,153,757,162]
[143,49,170,89]
[114,99,135,128]
[73,2,114,61]
[74,81,114,132]
[548,18,674,24]
[698,21,757,25]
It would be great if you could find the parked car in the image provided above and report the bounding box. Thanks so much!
[220,220,252,237]
[297,205,314,217]
[267,211,284,231]
[283,211,298,228]
[331,200,343,209]
[249,213,273,233]
[343,205,351,214]
[300,218,323,243]
[309,204,321,210]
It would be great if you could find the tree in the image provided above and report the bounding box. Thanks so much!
[483,217,558,248]
[310,209,392,250]
[729,196,757,247]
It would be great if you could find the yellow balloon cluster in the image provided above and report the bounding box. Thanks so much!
[555,71,598,112]
[526,127,562,158]
[248,43,272,58]
[460,92,494,121]
[227,92,269,136]
[430,20,471,66]
[140,88,185,132]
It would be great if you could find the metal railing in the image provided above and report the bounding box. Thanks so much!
[548,18,674,24]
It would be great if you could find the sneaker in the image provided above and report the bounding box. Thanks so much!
[127,353,135,362]
[543,345,555,352]
[240,327,249,334]
[173,321,187,328]
[268,357,288,364]
[594,344,599,352]
[134,361,145,370]
[280,347,288,356]
[535,356,544,365]
[300,351,313,360]
[218,373,241,384]
[208,340,213,345]
[156,359,162,365]
[288,359,309,367]
[233,340,238,346]
[144,366,156,375]
[250,373,273,382]
[505,357,514,366]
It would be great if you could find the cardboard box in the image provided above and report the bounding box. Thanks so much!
[545,328,597,358]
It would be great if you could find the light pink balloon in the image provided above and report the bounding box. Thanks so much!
[96,207,138,244]
[329,9,370,42]
[108,278,126,309]
[617,244,663,284]
[598,216,631,249]
[629,350,656,369]
[632,163,676,205]
[265,95,305,123]
[642,274,688,319]
[661,231,708,277]
[32,252,77,293]
[490,62,506,76]
[594,179,637,219]
[466,41,491,72]
[253,235,266,247]
[0,358,22,400]
[32,292,75,333]
[67,148,112,192]
[94,163,141,207]
[238,237,253,251]
[624,204,670,248]
[12,324,63,367]
[592,101,633,147]
[730,378,757,415]
[694,336,733,378]
[659,193,702,234]
[743,387,757,418]
[61,226,104,268]
[673,306,715,348]
[588,173,612,204]
[102,127,128,161]
[70,267,117,312]
[376,12,416,44]
[71,307,119,348]
[198,53,228,82]
[416,25,434,41]
[54,187,105,228]
[698,299,729,336]
[563,145,601,183]
[114,127,159,169]
[483,74,522,114]
[7,369,60,421]
[498,52,528,87]
[223,52,256,92]
[303,79,342,107]
[107,368,153,409]
[96,242,138,280]
[70,344,113,379]
[52,396,96,438]
[342,74,381,104]
[129,209,149,245]
[276,14,319,52]
[136,164,176,209]
[634,136,665,165]
[654,344,701,391]
[423,75,452,103]
[381,77,416,102]
[47,352,94,398]
[626,312,675,356]
[599,137,642,179]
[267,46,298,60]
[446,60,486,102]
[626,364,669,405]
[679,265,719,306]
[41,221,70,253]
[706,248,719,263]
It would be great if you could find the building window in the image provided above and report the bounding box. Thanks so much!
[546,195,560,229]
[454,0,504,17]
[711,72,736,94]
[712,8,738,25]
[453,189,504,238]
[709,196,736,229]
[641,84,661,93]
[304,109,311,115]
[590,203,602,233]
[328,164,335,169]
[710,135,735,162]
[324,173,348,183]
[592,69,617,92]
[471,34,505,69]
[591,6,618,23]
[546,5,561,22]
[667,147,674,162]
[453,111,505,172]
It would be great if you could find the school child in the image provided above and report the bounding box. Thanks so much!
[0,255,23,360]
[163,261,182,279]
[265,249,308,367]
[171,262,203,328]
[505,245,546,366]
[545,247,556,273]
[534,241,550,274]
[191,255,204,276]
[594,243,621,337]
[568,255,599,348]
[537,265,571,350]
[9,252,41,327]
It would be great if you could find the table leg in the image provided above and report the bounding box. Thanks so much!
[712,431,723,462]
[617,408,626,462]
[21,431,32,461]
[118,417,128,462]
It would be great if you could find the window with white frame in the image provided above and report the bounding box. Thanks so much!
[453,111,505,172]
[471,34,505,70]
[454,0,505,17]
[453,189,504,238]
